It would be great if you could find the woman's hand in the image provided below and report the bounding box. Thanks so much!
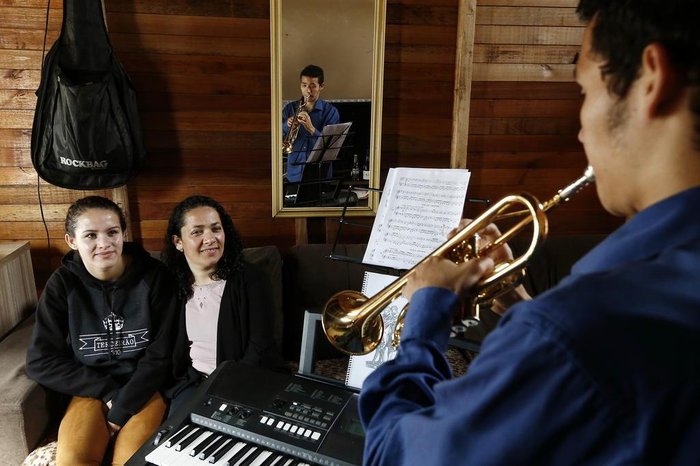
[104,399,122,437]
[107,421,122,437]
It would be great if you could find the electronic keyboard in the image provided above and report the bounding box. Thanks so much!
[126,361,364,466]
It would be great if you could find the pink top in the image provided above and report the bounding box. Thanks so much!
[186,280,225,375]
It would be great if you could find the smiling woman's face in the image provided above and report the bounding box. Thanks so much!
[64,208,125,280]
[173,206,226,277]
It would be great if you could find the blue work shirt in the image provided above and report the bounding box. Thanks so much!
[359,186,700,465]
[282,98,340,183]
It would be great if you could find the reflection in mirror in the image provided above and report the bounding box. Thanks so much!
[271,0,386,217]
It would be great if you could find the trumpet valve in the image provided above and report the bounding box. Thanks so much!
[446,239,478,263]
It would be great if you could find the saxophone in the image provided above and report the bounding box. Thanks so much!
[282,95,309,155]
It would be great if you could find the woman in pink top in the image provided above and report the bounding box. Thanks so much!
[162,195,282,416]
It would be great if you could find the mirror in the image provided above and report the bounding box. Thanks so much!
[271,0,386,217]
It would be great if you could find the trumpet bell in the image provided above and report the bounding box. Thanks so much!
[322,290,384,355]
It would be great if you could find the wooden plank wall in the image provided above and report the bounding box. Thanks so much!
[466,0,622,234]
[0,0,620,289]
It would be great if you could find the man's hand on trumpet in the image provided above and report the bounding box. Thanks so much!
[452,220,532,314]
[402,221,531,314]
[402,255,495,302]
[287,111,315,135]
[297,111,316,134]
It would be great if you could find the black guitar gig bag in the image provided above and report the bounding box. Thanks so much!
[31,0,146,189]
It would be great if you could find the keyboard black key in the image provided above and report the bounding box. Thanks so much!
[192,432,220,457]
[251,451,280,466]
[165,423,196,448]
[201,434,229,460]
[273,456,294,466]
[209,439,237,463]
[175,426,202,451]
[239,447,263,466]
[226,443,254,466]
[258,452,283,466]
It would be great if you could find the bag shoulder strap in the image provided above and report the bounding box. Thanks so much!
[59,0,112,76]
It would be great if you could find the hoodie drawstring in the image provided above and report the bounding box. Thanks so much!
[103,287,122,359]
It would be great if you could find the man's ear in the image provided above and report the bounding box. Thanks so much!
[65,234,77,250]
[640,42,683,117]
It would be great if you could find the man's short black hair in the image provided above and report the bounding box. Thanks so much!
[300,64,325,85]
[577,0,700,147]
[577,0,700,98]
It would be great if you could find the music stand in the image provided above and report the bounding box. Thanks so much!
[306,122,353,164]
[290,122,353,206]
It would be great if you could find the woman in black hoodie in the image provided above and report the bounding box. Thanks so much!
[26,196,177,465]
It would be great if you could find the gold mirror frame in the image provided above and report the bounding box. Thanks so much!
[270,0,386,217]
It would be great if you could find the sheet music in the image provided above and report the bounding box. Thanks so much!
[345,271,405,390]
[363,167,471,270]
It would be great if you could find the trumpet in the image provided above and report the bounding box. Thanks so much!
[321,166,596,355]
[282,95,309,155]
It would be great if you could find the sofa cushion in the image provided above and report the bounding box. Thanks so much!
[242,245,283,350]
[22,441,56,466]
[0,314,50,466]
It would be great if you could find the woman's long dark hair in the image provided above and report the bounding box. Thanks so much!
[162,195,244,301]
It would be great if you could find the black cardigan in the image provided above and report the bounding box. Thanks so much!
[167,260,283,398]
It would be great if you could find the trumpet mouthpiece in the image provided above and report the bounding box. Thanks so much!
[558,166,595,202]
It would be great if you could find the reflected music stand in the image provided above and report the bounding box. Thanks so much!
[290,122,354,206]
[306,122,353,164]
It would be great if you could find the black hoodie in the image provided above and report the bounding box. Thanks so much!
[26,242,178,426]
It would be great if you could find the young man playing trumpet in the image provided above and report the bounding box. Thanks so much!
[282,64,340,183]
[359,1,700,464]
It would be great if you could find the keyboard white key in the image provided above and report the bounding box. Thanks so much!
[145,423,317,466]
[248,450,273,466]
[146,425,207,465]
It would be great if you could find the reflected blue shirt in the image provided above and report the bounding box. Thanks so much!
[359,186,700,465]
[282,98,339,183]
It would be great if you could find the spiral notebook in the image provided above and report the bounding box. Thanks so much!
[345,271,407,390]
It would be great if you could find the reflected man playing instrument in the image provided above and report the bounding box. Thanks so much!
[282,64,340,184]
